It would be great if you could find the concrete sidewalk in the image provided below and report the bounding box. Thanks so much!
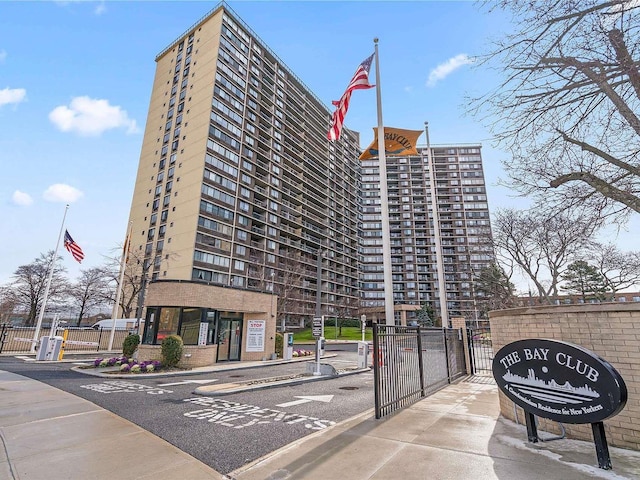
[231,378,640,480]
[0,369,225,480]
[1,368,639,480]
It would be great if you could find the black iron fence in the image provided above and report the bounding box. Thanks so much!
[468,325,493,374]
[0,324,134,353]
[373,324,467,419]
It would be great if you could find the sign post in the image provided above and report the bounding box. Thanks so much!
[493,339,627,470]
[312,316,323,376]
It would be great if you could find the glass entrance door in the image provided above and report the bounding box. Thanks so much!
[217,319,242,361]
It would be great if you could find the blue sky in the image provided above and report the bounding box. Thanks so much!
[1,1,638,290]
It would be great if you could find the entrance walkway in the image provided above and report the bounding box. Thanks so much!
[232,376,640,480]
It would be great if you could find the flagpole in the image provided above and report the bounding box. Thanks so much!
[424,122,450,327]
[373,38,395,326]
[31,204,69,352]
[108,221,132,351]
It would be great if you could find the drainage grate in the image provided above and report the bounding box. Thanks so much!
[229,375,245,378]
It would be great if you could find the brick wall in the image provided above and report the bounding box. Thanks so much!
[490,303,639,450]
[140,281,277,366]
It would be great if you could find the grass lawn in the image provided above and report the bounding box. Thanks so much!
[293,326,372,342]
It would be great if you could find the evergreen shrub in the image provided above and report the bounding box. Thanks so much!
[161,335,183,367]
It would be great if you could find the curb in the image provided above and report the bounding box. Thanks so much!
[228,406,376,478]
[194,367,371,396]
[68,354,343,379]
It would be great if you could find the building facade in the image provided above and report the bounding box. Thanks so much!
[126,3,361,361]
[359,145,494,324]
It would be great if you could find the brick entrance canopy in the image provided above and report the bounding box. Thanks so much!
[138,280,277,366]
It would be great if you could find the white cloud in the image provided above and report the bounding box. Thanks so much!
[404,86,414,93]
[12,190,33,206]
[49,96,138,136]
[94,2,106,15]
[43,184,84,203]
[0,87,26,107]
[426,54,473,87]
[0,50,7,63]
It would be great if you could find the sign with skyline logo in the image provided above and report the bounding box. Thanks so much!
[492,339,627,424]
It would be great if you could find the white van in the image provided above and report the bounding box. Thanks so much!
[91,318,140,331]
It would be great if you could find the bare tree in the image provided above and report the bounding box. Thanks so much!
[0,285,18,324]
[491,209,598,302]
[10,251,68,326]
[275,248,309,328]
[104,250,146,318]
[583,242,640,295]
[471,0,640,222]
[67,267,112,326]
[331,294,359,336]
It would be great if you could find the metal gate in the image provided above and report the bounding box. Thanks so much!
[372,324,466,419]
[468,325,493,374]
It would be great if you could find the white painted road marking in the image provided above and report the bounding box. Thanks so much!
[157,379,219,387]
[276,395,334,408]
[183,397,336,430]
[80,380,173,395]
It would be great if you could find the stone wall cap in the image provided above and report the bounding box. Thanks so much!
[489,302,640,318]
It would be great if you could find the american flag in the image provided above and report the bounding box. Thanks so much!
[64,230,85,263]
[327,53,375,141]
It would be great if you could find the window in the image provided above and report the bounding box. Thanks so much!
[156,307,180,343]
[179,308,201,345]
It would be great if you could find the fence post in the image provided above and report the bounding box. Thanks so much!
[97,327,103,352]
[0,324,7,354]
[416,326,425,396]
[442,328,451,383]
[373,323,381,419]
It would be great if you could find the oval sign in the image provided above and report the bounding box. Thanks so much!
[492,339,627,424]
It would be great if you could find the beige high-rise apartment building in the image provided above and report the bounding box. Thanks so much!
[359,145,494,325]
[126,3,361,361]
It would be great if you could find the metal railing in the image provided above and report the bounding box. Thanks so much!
[373,324,467,419]
[0,324,134,354]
